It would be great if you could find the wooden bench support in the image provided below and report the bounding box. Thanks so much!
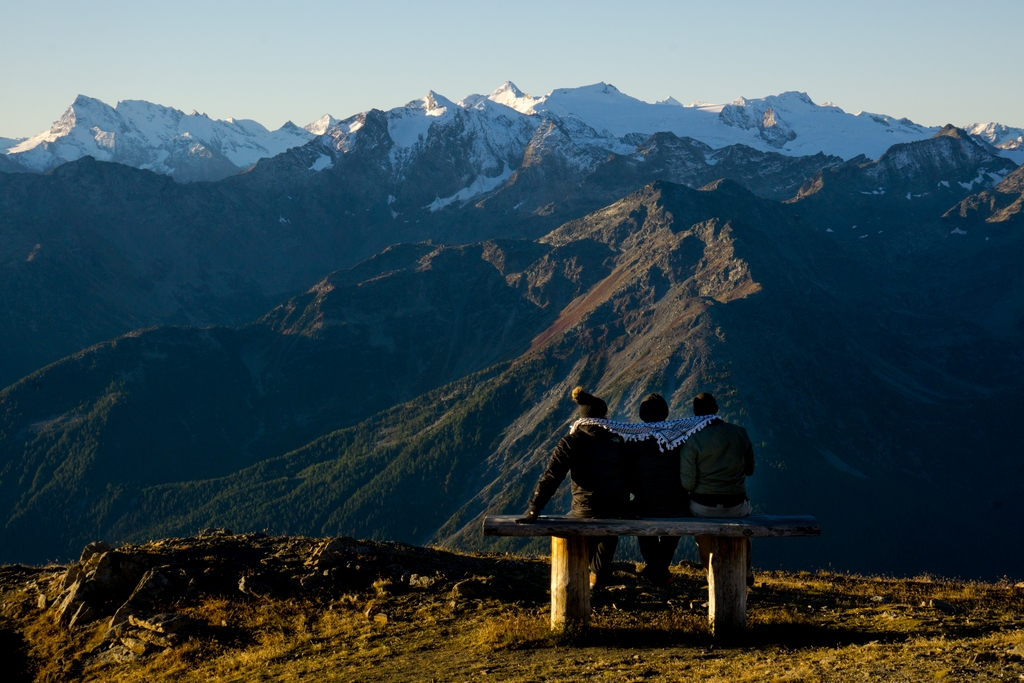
[707,536,747,636]
[550,536,589,629]
[483,514,818,637]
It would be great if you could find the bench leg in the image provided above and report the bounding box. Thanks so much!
[707,536,747,637]
[550,536,590,629]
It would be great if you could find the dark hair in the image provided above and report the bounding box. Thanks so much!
[693,392,719,416]
[638,393,669,422]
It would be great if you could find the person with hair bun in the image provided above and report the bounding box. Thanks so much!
[517,386,629,589]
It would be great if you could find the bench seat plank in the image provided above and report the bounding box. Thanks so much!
[483,514,819,538]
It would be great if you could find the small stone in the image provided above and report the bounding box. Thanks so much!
[129,613,193,634]
[238,575,275,599]
[37,593,49,609]
[121,636,152,656]
[870,595,889,603]
[90,644,141,666]
[373,613,389,624]
[131,628,181,649]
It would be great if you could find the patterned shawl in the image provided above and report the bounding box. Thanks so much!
[569,415,718,452]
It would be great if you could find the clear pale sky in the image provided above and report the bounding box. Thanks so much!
[1,0,1021,138]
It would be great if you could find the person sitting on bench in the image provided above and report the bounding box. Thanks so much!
[516,386,629,589]
[680,392,756,586]
[628,392,689,586]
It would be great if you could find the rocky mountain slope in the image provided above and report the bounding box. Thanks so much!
[1,123,1021,579]
[0,118,849,388]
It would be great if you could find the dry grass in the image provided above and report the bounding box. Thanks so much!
[2,558,1023,683]
[475,611,551,650]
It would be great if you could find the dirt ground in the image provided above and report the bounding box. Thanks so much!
[2,537,1022,682]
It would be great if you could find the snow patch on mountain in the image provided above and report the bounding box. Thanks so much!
[426,164,513,211]
[309,154,333,171]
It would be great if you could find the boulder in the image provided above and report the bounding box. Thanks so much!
[197,528,233,538]
[67,601,98,629]
[450,578,491,600]
[80,541,112,564]
[52,580,90,627]
[128,568,173,603]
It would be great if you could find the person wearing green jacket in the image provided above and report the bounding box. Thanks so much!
[679,392,756,585]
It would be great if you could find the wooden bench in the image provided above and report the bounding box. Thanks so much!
[483,514,820,636]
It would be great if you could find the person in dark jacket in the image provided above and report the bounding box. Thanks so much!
[517,386,629,588]
[628,393,688,586]
[679,392,756,585]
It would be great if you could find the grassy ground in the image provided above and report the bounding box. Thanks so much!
[2,548,1023,683]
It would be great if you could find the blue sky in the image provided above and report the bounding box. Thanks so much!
[1,0,1021,137]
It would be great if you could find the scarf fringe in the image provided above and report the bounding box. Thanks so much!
[569,415,718,452]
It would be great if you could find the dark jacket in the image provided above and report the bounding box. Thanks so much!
[627,438,688,517]
[528,424,629,518]
[679,419,755,495]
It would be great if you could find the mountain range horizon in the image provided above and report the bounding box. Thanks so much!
[3,81,1023,184]
[0,75,1021,582]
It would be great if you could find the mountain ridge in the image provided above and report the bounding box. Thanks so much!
[5,83,1023,184]
[3,174,1021,579]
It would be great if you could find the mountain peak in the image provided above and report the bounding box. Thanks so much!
[487,82,540,114]
[656,97,682,106]
[933,124,968,139]
[305,114,340,135]
[491,81,526,98]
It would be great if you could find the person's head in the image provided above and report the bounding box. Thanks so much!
[638,393,669,423]
[693,392,719,416]
[572,386,608,419]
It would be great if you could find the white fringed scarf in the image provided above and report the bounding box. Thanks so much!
[569,415,719,452]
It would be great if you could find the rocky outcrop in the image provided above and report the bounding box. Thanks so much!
[32,532,508,664]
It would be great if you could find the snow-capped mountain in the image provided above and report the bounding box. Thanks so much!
[966,122,1024,154]
[4,96,317,182]
[487,82,945,160]
[4,83,1021,185]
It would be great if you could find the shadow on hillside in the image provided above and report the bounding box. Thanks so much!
[0,625,32,683]
[573,622,907,650]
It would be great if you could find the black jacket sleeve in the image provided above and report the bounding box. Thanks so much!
[528,436,573,514]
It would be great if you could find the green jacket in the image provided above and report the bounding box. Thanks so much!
[679,419,755,495]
